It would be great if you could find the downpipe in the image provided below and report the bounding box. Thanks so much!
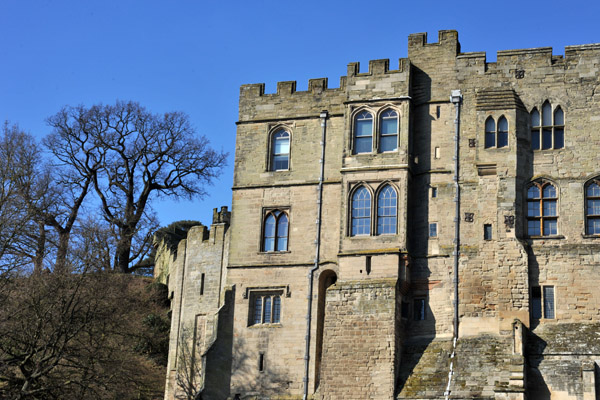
[445,90,462,399]
[303,110,328,400]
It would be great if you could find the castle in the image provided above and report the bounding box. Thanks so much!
[155,30,600,399]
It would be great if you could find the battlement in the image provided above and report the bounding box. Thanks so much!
[408,29,460,50]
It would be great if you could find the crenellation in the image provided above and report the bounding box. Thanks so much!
[163,29,600,400]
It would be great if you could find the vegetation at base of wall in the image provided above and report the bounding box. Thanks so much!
[0,272,170,400]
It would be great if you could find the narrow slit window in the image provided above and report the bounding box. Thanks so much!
[543,286,555,319]
[414,299,426,320]
[259,353,265,372]
[200,273,205,295]
[484,224,492,240]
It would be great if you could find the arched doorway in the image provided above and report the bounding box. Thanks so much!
[314,269,337,390]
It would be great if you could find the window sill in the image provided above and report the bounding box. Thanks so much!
[248,323,283,329]
[528,235,564,240]
[259,251,291,254]
[582,234,600,239]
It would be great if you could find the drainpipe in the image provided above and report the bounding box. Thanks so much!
[445,90,462,399]
[303,110,328,400]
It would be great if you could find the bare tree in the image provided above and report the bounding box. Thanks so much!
[45,101,227,273]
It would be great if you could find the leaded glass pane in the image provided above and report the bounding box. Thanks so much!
[542,129,553,149]
[527,186,540,199]
[264,296,271,323]
[531,109,540,127]
[543,286,555,319]
[588,218,600,235]
[543,200,557,216]
[272,296,281,323]
[528,220,541,236]
[429,223,437,237]
[587,183,600,197]
[588,199,600,215]
[542,102,552,126]
[272,130,290,170]
[377,186,397,235]
[543,219,557,236]
[254,297,263,324]
[543,184,556,198]
[351,187,371,236]
[528,200,540,217]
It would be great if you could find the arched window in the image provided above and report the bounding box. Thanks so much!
[484,116,508,149]
[351,187,371,236]
[497,116,508,148]
[353,111,373,154]
[484,117,496,149]
[527,181,558,236]
[379,109,398,152]
[377,185,397,235]
[585,179,600,235]
[531,102,564,150]
[271,129,290,171]
[263,210,289,251]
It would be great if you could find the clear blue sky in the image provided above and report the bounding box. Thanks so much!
[2,0,599,227]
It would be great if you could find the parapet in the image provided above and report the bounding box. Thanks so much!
[212,206,230,225]
[408,30,460,55]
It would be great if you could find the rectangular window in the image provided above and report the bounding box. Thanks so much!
[431,187,437,198]
[531,285,555,319]
[543,286,555,319]
[414,298,426,320]
[249,291,283,325]
[401,301,409,319]
[429,223,437,237]
[259,353,265,372]
[484,224,492,240]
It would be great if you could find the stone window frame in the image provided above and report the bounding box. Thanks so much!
[348,182,399,237]
[267,125,292,171]
[247,289,284,327]
[350,105,401,155]
[531,285,555,320]
[377,107,399,153]
[585,177,600,236]
[526,179,559,237]
[530,101,565,151]
[484,115,509,149]
[261,208,290,252]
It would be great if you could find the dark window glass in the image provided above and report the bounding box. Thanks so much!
[429,223,437,237]
[484,224,492,240]
[497,116,508,148]
[531,286,542,319]
[485,117,495,148]
[586,181,600,235]
[414,299,426,320]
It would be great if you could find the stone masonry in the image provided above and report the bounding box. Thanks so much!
[157,30,600,399]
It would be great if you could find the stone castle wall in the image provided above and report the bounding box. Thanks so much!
[159,30,600,399]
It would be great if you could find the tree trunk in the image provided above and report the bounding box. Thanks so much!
[33,221,46,274]
[54,231,70,273]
